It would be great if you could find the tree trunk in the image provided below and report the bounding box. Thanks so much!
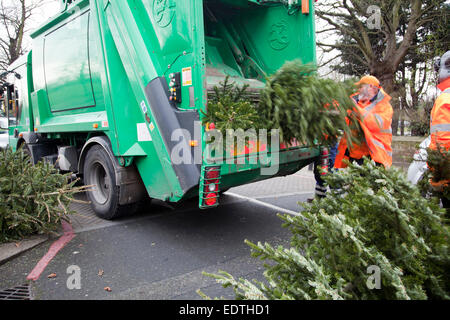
[400,117,405,136]
[392,111,400,136]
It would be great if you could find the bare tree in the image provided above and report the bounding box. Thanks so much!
[316,0,448,134]
[0,0,55,72]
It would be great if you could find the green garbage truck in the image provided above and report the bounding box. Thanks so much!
[0,0,325,219]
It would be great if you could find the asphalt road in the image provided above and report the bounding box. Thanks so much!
[0,186,314,300]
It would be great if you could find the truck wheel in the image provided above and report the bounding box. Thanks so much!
[84,145,133,220]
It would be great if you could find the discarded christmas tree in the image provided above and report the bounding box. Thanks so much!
[199,160,449,300]
[427,145,450,200]
[0,148,88,243]
[258,61,362,147]
[201,77,260,132]
[202,61,364,149]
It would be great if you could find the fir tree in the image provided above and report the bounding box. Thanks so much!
[202,77,260,133]
[199,160,449,300]
[258,61,363,147]
[0,148,86,243]
[202,61,364,149]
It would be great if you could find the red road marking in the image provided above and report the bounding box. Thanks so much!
[27,220,75,281]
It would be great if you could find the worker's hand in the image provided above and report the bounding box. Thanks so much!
[349,107,363,121]
[430,180,449,192]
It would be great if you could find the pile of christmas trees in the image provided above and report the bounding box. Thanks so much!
[0,148,85,243]
[199,160,449,300]
[202,60,363,148]
[427,145,450,200]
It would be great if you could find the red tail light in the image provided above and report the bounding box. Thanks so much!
[206,169,219,180]
[320,148,329,175]
[205,193,218,206]
[202,166,221,208]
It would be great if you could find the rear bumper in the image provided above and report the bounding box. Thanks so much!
[182,146,320,203]
[216,146,320,189]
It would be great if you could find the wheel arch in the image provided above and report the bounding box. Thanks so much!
[79,135,147,206]
[78,135,116,176]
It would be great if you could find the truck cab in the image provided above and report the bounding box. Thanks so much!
[1,55,30,151]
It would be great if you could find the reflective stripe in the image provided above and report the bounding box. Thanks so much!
[431,123,450,133]
[370,139,393,159]
[371,139,385,150]
[374,114,383,128]
[380,128,392,134]
[444,88,450,94]
[315,190,327,196]
[315,184,327,196]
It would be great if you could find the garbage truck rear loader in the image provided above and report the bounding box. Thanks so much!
[3,0,323,219]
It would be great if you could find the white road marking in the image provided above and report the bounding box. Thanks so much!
[226,192,304,217]
[254,191,313,199]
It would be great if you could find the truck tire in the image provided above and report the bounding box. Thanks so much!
[83,145,135,220]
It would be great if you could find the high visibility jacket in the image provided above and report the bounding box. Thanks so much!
[335,89,393,168]
[430,77,450,151]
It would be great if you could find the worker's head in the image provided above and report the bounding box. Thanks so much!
[434,51,450,84]
[355,75,380,102]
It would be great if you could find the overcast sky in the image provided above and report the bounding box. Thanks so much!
[31,0,60,25]
[24,0,60,43]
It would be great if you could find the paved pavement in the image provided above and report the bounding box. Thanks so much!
[0,167,316,300]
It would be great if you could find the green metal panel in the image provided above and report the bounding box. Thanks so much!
[94,0,184,199]
[44,10,95,112]
[88,12,105,110]
[203,0,316,80]
[30,0,106,132]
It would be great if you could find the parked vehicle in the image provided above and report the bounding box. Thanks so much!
[1,97,9,149]
[2,0,324,219]
[0,132,7,150]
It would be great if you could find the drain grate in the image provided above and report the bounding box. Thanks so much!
[0,284,31,300]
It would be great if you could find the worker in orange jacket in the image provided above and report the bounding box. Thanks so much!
[429,51,450,210]
[335,75,393,168]
[430,51,450,151]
